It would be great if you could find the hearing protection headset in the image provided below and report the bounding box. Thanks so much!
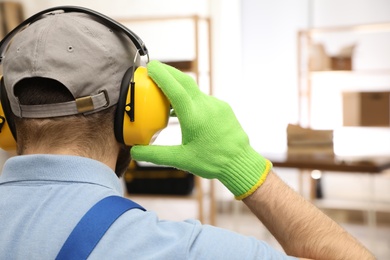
[0,6,170,151]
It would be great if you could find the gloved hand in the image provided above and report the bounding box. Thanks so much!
[131,60,272,200]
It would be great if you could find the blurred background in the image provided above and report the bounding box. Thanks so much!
[1,0,390,258]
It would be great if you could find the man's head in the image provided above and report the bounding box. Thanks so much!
[2,10,140,118]
[0,8,144,176]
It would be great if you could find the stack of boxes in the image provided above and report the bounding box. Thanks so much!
[287,124,334,158]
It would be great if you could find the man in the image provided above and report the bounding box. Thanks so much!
[0,7,374,260]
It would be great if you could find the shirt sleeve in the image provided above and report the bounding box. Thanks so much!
[185,220,298,260]
[90,210,299,260]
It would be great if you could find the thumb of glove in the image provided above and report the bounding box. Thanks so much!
[131,144,188,168]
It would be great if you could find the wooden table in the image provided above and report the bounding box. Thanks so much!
[265,153,390,173]
[264,152,390,199]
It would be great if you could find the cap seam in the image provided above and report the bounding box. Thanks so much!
[33,15,57,77]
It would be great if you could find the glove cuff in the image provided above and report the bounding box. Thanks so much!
[219,147,272,200]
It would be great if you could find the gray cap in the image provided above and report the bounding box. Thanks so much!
[2,11,139,118]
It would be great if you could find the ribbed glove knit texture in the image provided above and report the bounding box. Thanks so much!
[131,60,272,200]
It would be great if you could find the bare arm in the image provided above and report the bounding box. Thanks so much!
[243,171,375,260]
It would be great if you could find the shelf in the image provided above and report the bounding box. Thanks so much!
[297,22,390,127]
[313,198,390,213]
[302,22,390,35]
[303,69,390,75]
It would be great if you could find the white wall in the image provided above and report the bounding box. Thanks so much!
[313,0,390,27]
[18,0,209,17]
[240,0,309,153]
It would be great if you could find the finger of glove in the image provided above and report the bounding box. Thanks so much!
[131,144,188,170]
[147,61,191,109]
[158,62,203,98]
[147,61,201,107]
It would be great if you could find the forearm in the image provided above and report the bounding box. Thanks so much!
[243,171,375,260]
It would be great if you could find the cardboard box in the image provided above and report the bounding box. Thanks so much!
[343,91,390,126]
[330,56,352,70]
[309,43,355,71]
[286,124,334,157]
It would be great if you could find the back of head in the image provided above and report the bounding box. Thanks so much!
[13,77,117,157]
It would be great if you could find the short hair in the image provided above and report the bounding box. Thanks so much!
[12,77,118,157]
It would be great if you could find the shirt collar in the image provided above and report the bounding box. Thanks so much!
[0,154,123,194]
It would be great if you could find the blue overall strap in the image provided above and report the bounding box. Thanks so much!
[56,196,145,260]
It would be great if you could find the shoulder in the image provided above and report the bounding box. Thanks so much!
[91,209,296,259]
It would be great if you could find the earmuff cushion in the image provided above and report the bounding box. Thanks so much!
[114,66,136,145]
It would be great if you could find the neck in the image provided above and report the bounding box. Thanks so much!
[21,145,120,173]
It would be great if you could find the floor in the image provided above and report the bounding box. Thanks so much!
[129,195,390,260]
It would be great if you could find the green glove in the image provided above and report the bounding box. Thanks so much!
[131,60,272,200]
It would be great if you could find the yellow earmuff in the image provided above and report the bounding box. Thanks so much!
[0,76,17,151]
[0,107,15,151]
[120,66,170,146]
